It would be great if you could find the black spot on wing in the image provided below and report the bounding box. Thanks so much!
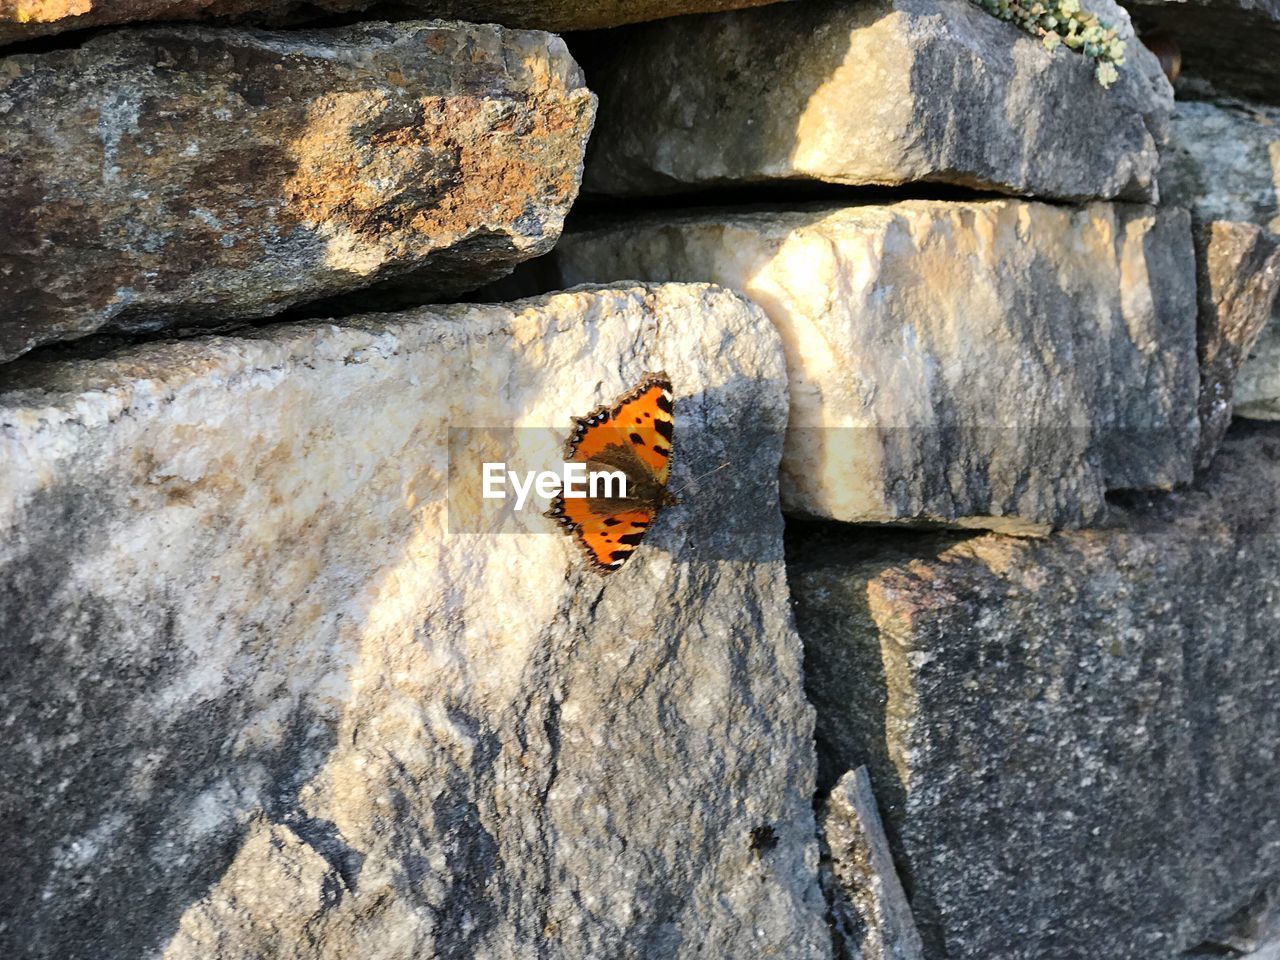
[618,532,646,546]
[654,419,673,442]
[629,432,645,446]
[656,394,673,414]
[652,445,671,459]
[602,518,621,527]
[609,549,633,564]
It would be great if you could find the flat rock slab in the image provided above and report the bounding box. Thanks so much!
[0,0,788,43]
[544,200,1199,531]
[0,21,595,362]
[788,423,1280,960]
[1123,0,1280,102]
[0,284,830,959]
[581,0,1171,202]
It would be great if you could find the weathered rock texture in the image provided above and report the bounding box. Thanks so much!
[1160,98,1280,423]
[581,0,1171,202]
[543,200,1199,531]
[788,423,1280,960]
[0,284,831,959]
[1160,98,1280,231]
[822,768,924,960]
[1194,222,1280,467]
[0,0,786,43]
[1238,328,1280,419]
[0,21,595,362]
[1124,0,1280,102]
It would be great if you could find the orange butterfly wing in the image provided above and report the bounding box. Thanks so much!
[548,372,675,573]
[548,497,656,572]
[564,373,674,485]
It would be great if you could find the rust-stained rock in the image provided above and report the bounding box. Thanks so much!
[0,20,595,362]
[0,0,789,45]
[1194,221,1280,470]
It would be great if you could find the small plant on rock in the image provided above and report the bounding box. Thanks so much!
[970,0,1127,87]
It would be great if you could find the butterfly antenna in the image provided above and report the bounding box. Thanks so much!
[671,461,731,498]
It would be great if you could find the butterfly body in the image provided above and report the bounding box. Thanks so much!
[546,372,675,573]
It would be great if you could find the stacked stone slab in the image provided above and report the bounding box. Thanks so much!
[0,284,831,960]
[0,20,596,362]
[0,0,788,44]
[789,424,1280,960]
[581,0,1172,202]
[541,200,1200,531]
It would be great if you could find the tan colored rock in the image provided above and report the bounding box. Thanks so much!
[1194,222,1280,468]
[581,0,1171,202]
[0,21,595,362]
[541,200,1199,531]
[0,0,787,44]
[0,284,831,959]
[788,423,1280,960]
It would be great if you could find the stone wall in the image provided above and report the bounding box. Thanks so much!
[1,1,1277,958]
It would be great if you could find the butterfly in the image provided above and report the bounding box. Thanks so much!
[546,372,676,573]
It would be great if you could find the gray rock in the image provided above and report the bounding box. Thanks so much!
[0,284,831,959]
[1160,98,1280,230]
[0,21,595,362]
[1238,324,1280,420]
[1159,97,1280,423]
[822,768,925,960]
[1188,882,1280,957]
[0,0,790,44]
[581,0,1171,202]
[788,423,1280,960]
[1122,0,1280,103]
[540,200,1200,531]
[1193,222,1280,469]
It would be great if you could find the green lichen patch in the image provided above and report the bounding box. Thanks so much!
[970,0,1127,86]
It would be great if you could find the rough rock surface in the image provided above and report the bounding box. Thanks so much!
[543,200,1199,531]
[1123,0,1280,102]
[0,284,831,959]
[788,423,1280,960]
[1194,222,1280,468]
[0,0,787,43]
[822,767,924,960]
[1160,98,1280,422]
[1160,98,1280,230]
[581,0,1171,202]
[0,21,595,362]
[1238,327,1280,419]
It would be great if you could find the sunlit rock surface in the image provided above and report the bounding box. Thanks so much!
[0,284,830,960]
[540,200,1199,531]
[582,0,1171,202]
